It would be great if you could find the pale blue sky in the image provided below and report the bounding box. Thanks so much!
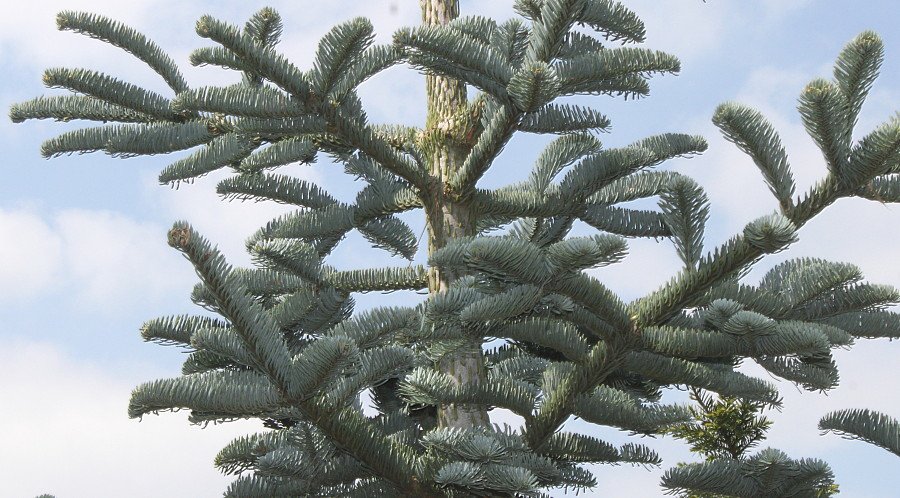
[1,1,898,496]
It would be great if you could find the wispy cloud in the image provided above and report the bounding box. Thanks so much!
[0,207,192,311]
[0,339,258,498]
[55,209,193,307]
[0,209,62,300]
[626,0,730,62]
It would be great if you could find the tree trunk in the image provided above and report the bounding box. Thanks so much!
[420,0,490,428]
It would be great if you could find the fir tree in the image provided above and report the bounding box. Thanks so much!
[11,1,900,496]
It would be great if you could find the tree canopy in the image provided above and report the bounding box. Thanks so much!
[11,1,900,496]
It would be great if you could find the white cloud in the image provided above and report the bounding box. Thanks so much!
[55,209,193,308]
[733,65,811,109]
[0,208,62,300]
[0,339,258,498]
[624,0,729,62]
[756,197,900,283]
[1,1,198,99]
[0,207,192,312]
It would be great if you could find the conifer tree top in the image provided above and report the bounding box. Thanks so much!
[4,1,899,496]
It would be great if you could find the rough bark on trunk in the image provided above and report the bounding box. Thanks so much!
[420,0,490,429]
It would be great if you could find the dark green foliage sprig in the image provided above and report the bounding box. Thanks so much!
[666,389,773,461]
[623,352,780,405]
